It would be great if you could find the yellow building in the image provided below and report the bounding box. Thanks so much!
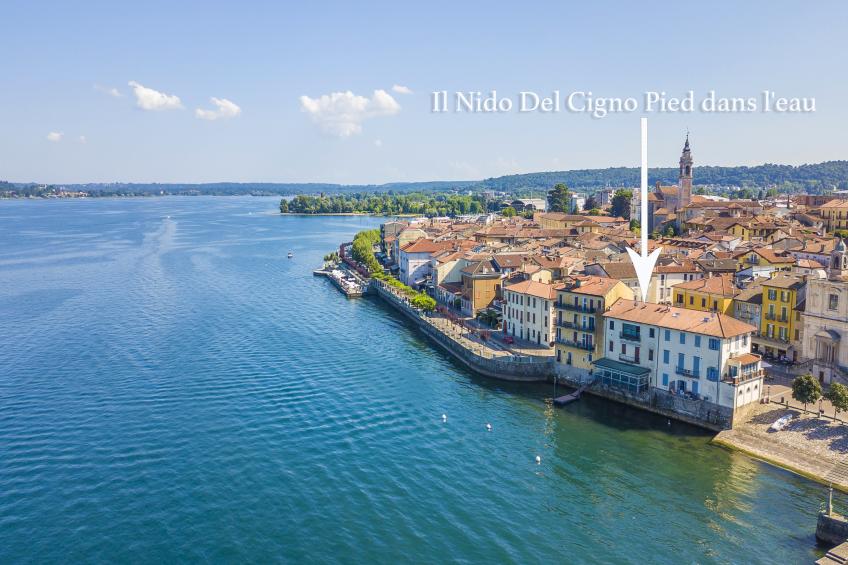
[817,199,848,232]
[757,274,806,361]
[671,273,737,314]
[733,247,795,272]
[554,276,634,378]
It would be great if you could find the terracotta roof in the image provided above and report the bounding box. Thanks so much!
[818,199,848,208]
[492,253,526,268]
[672,273,738,297]
[400,239,453,253]
[734,284,763,304]
[761,274,806,290]
[557,275,624,297]
[604,299,756,338]
[730,353,761,365]
[796,258,824,269]
[503,279,558,300]
[593,262,637,279]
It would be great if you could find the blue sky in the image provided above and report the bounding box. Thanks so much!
[3,0,846,184]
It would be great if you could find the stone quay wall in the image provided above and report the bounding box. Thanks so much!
[371,280,553,382]
[817,512,848,546]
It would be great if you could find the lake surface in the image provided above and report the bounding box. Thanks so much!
[0,196,840,563]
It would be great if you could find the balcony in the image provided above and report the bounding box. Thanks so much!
[555,337,594,351]
[556,319,595,332]
[723,369,765,384]
[675,366,700,379]
[619,331,641,343]
[619,353,640,363]
[556,302,596,314]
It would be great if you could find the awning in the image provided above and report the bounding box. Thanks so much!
[592,357,651,376]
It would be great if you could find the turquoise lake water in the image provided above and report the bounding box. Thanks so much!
[0,196,841,563]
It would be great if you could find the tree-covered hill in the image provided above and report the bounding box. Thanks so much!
[479,161,848,193]
[5,160,846,198]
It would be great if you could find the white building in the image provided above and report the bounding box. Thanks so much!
[503,279,557,346]
[595,300,762,410]
[398,239,448,287]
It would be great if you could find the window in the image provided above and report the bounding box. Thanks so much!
[663,350,670,364]
[649,328,655,338]
[829,294,839,311]
[694,335,701,347]
[621,343,626,354]
[708,338,720,350]
[679,333,686,345]
[780,291,787,302]
[713,301,718,310]
[609,340,613,352]
[662,373,669,386]
[664,329,670,341]
[678,352,685,368]
[742,335,748,346]
[648,349,654,361]
[768,289,776,300]
[609,320,615,330]
[707,367,719,381]
[676,294,683,303]
[701,298,706,308]
[689,296,694,305]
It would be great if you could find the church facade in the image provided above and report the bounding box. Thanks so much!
[801,239,848,385]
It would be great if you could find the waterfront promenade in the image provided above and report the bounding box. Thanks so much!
[370,279,554,381]
[715,400,848,492]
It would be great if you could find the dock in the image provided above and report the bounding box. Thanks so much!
[314,266,367,298]
[554,380,594,407]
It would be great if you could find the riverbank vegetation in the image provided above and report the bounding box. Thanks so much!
[351,229,382,273]
[281,193,487,216]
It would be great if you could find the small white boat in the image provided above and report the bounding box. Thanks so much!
[769,415,792,432]
[287,251,293,259]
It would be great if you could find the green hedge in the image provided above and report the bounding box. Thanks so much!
[374,272,436,311]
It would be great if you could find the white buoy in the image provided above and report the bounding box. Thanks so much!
[486,423,492,431]
[442,414,447,422]
[535,455,541,465]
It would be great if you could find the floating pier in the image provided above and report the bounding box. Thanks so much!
[554,380,595,407]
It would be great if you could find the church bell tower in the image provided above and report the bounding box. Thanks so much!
[678,134,693,208]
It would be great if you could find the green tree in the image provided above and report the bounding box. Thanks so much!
[411,293,436,312]
[279,199,289,213]
[501,206,517,217]
[664,225,676,237]
[791,374,822,412]
[587,208,601,216]
[610,189,632,219]
[824,383,848,421]
[583,194,598,212]
[547,183,570,213]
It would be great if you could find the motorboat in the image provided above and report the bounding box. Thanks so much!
[769,414,792,432]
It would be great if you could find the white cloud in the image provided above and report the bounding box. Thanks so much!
[195,97,241,120]
[95,84,122,98]
[299,89,401,137]
[374,139,383,147]
[128,81,183,111]
[79,135,87,144]
[46,131,63,142]
[392,84,413,95]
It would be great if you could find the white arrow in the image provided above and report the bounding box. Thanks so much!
[626,117,662,302]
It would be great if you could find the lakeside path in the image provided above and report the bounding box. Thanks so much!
[714,400,848,493]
